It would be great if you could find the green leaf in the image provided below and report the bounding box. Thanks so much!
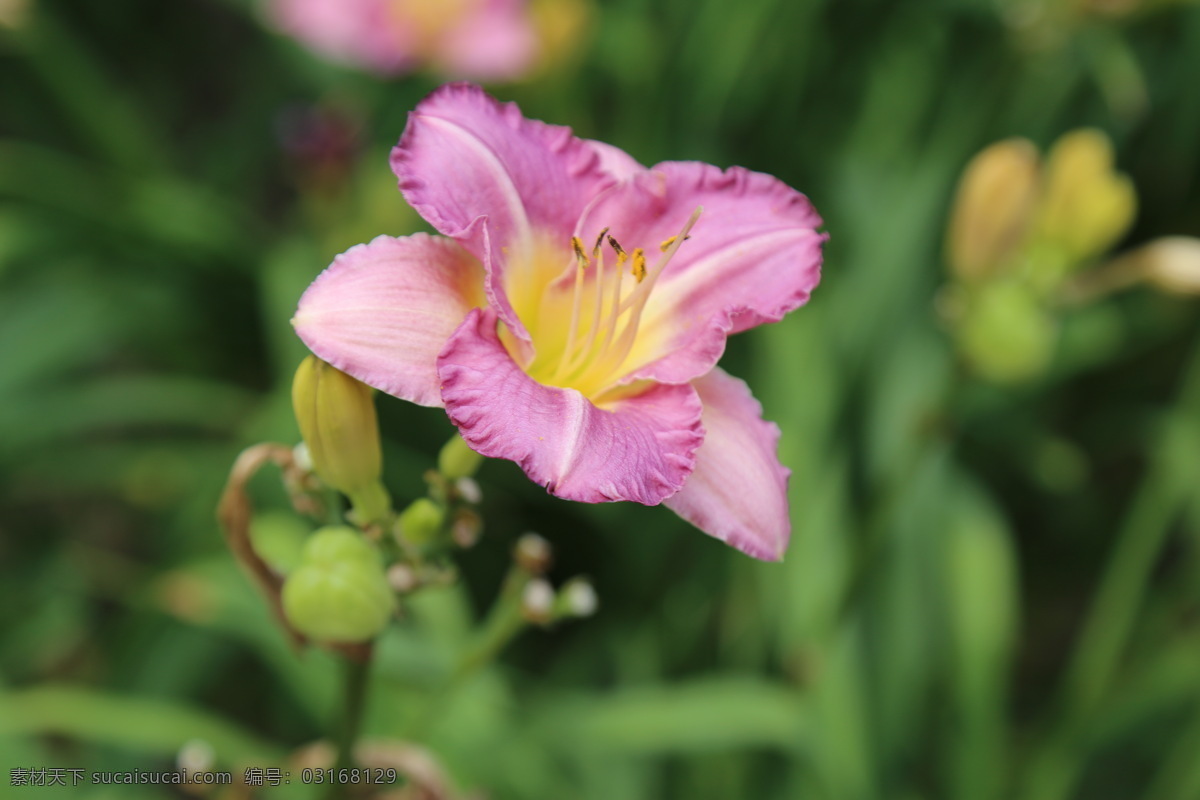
[0,685,282,764]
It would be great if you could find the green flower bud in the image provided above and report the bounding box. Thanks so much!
[946,138,1040,282]
[282,526,395,643]
[521,578,556,625]
[437,434,484,481]
[292,355,391,523]
[958,281,1057,384]
[514,533,552,574]
[395,498,446,546]
[556,577,598,618]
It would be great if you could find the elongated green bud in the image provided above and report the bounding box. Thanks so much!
[282,526,395,643]
[292,355,390,523]
[437,434,484,481]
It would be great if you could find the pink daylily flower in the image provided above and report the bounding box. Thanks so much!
[293,84,827,560]
[265,0,537,82]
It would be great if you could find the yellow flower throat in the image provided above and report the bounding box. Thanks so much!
[512,207,703,402]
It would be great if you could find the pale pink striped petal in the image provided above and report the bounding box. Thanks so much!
[391,84,615,341]
[665,369,790,561]
[438,308,704,504]
[292,234,484,407]
[578,162,826,385]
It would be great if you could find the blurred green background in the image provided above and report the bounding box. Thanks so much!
[2,0,1200,798]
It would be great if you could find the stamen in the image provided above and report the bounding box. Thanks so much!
[659,234,690,252]
[561,232,627,385]
[599,207,703,378]
[547,208,702,395]
[552,239,590,380]
[568,233,608,373]
[592,227,610,256]
[618,206,703,316]
[631,249,647,283]
[607,234,626,260]
[570,236,588,267]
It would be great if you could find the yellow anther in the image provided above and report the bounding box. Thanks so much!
[631,248,647,283]
[660,234,690,252]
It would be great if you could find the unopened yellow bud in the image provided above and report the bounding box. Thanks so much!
[282,526,395,643]
[1037,129,1137,265]
[292,356,390,523]
[946,138,1040,281]
[958,281,1057,384]
[529,0,592,75]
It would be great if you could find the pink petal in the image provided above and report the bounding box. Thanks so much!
[577,162,826,385]
[265,0,417,75]
[436,0,538,82]
[438,308,704,504]
[293,234,484,407]
[665,369,790,561]
[586,139,645,181]
[391,84,616,342]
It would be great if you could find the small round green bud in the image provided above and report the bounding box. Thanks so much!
[557,578,598,618]
[514,533,552,574]
[455,477,482,504]
[396,498,445,545]
[437,434,484,481]
[282,527,394,643]
[176,739,216,777]
[521,578,556,625]
[958,282,1056,384]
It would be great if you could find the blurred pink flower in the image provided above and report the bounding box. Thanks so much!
[292,84,826,560]
[266,0,537,81]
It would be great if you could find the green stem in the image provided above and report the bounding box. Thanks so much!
[413,568,530,737]
[325,656,371,800]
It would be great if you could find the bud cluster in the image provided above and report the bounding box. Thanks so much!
[941,129,1138,384]
[511,533,597,626]
[281,526,395,643]
[224,356,601,655]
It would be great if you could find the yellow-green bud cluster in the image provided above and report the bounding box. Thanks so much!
[942,129,1136,384]
[282,526,395,643]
